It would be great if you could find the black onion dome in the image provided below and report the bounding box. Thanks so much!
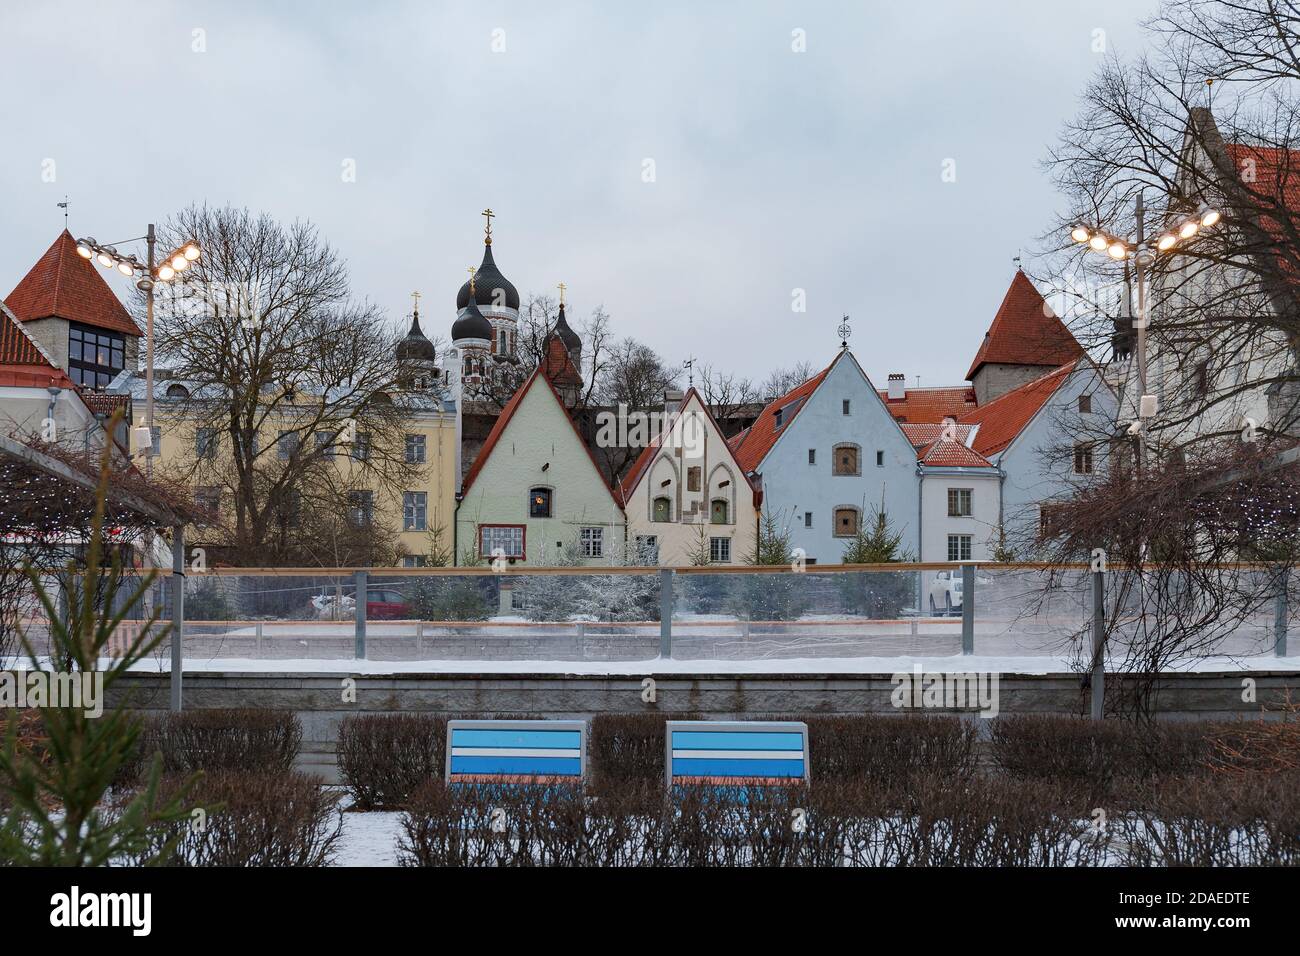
[456,242,520,310]
[553,303,581,352]
[451,297,493,342]
[396,313,436,362]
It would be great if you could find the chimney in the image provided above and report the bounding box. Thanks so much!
[887,373,906,400]
[663,388,684,417]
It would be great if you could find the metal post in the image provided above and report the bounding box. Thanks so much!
[961,563,975,655]
[170,524,184,712]
[1275,567,1289,657]
[1091,569,1105,719]
[145,224,155,478]
[659,568,673,658]
[415,621,424,657]
[255,621,263,657]
[354,570,367,659]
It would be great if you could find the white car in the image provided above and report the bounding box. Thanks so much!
[928,570,964,617]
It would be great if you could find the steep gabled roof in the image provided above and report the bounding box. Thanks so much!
[5,230,141,338]
[917,438,994,468]
[965,271,1084,381]
[460,366,622,505]
[877,385,977,423]
[619,387,762,507]
[540,332,583,388]
[959,360,1077,457]
[731,361,833,473]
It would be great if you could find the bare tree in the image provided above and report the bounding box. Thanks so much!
[697,363,761,422]
[146,205,420,565]
[759,362,815,400]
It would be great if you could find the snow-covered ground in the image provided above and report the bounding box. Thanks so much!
[334,811,403,867]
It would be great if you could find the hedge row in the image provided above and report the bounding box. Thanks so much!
[397,772,1300,867]
[116,708,301,787]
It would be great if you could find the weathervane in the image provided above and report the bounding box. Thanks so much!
[683,356,695,387]
[481,208,495,244]
[837,315,852,349]
[57,196,69,226]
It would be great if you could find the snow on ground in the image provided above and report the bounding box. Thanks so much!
[106,653,1300,676]
[334,811,403,867]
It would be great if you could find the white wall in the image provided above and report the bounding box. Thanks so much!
[919,470,1000,561]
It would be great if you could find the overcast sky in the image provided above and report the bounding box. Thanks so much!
[0,0,1158,389]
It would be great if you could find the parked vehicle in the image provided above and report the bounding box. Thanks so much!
[928,570,964,617]
[365,588,412,620]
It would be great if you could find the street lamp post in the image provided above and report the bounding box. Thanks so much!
[74,229,200,476]
[1068,198,1219,719]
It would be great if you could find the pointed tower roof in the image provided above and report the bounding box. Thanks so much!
[396,308,436,362]
[552,301,581,353]
[965,270,1083,381]
[5,230,141,338]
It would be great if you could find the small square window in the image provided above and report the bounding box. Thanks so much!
[581,527,603,558]
[405,434,426,464]
[804,511,813,528]
[808,449,816,465]
[947,534,972,562]
[1078,394,1092,414]
[709,536,731,563]
[947,488,972,517]
[842,399,851,415]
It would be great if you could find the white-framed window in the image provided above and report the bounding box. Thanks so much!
[195,485,220,517]
[402,555,427,568]
[405,433,426,464]
[709,536,731,562]
[947,488,973,517]
[403,491,427,531]
[580,527,603,558]
[480,524,525,559]
[947,534,972,562]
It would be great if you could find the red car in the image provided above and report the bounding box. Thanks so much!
[365,588,411,620]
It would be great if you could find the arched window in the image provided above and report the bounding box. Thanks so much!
[165,383,190,399]
[652,496,672,522]
[710,498,729,524]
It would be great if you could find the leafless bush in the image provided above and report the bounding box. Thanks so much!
[119,708,301,786]
[118,770,340,867]
[337,714,445,810]
[805,714,978,782]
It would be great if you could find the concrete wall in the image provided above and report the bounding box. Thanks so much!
[756,352,919,564]
[109,669,1300,783]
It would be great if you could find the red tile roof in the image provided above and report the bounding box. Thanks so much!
[81,391,131,417]
[1224,141,1300,282]
[898,422,975,449]
[5,230,141,338]
[619,388,762,507]
[959,361,1076,457]
[877,385,977,423]
[917,438,993,468]
[965,271,1083,381]
[731,361,833,473]
[460,367,623,506]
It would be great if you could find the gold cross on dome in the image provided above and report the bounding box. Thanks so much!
[410,290,421,311]
[557,281,566,305]
[481,208,495,242]
[467,265,476,293]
